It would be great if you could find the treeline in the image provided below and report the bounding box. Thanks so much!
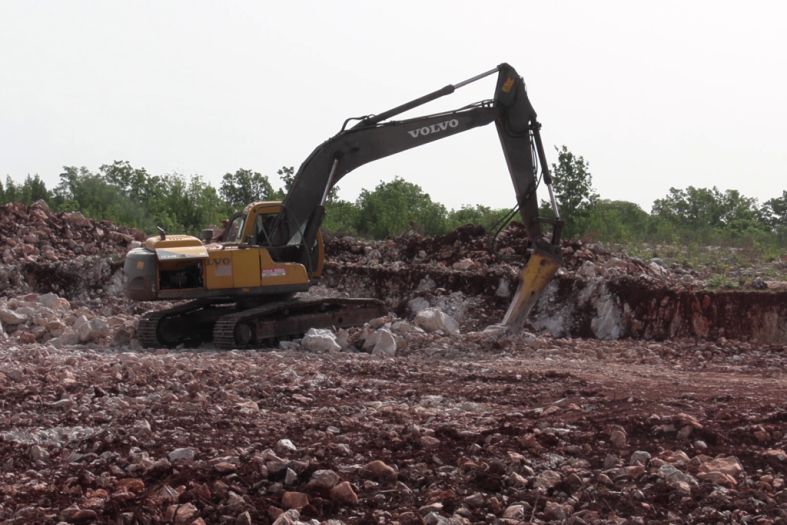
[1,152,785,251]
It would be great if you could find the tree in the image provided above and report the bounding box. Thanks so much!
[355,177,447,238]
[652,186,765,229]
[3,177,18,203]
[219,169,275,209]
[584,200,651,242]
[762,190,787,228]
[546,145,598,237]
[446,205,511,231]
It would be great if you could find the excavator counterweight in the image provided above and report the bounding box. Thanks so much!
[124,62,563,347]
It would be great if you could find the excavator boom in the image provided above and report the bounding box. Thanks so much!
[124,62,563,347]
[274,63,562,330]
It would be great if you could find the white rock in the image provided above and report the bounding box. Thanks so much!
[407,296,430,315]
[0,307,27,326]
[168,447,197,462]
[49,328,80,347]
[276,438,297,454]
[495,278,511,298]
[371,328,397,357]
[73,315,92,343]
[89,318,111,339]
[414,308,459,336]
[451,258,475,271]
[361,326,380,351]
[38,293,69,310]
[301,328,340,353]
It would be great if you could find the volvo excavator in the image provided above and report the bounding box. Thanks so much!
[124,63,563,349]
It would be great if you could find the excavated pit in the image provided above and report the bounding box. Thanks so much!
[323,225,787,343]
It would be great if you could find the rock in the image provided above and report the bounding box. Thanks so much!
[495,278,511,298]
[272,510,301,525]
[533,470,561,490]
[73,315,93,343]
[362,460,397,481]
[0,307,26,325]
[762,448,786,461]
[89,317,110,338]
[276,438,297,454]
[301,328,341,353]
[29,444,49,461]
[372,328,397,356]
[59,506,98,523]
[226,490,246,512]
[38,293,68,310]
[659,464,697,495]
[544,501,569,520]
[698,456,743,477]
[451,258,475,271]
[168,447,197,462]
[330,481,358,505]
[281,491,309,509]
[235,511,252,525]
[414,307,459,336]
[284,467,298,485]
[609,428,627,449]
[697,470,737,486]
[630,450,651,465]
[463,492,484,507]
[502,504,526,520]
[165,502,199,524]
[307,469,341,490]
[407,296,430,315]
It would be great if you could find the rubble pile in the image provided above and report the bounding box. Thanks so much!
[323,225,787,343]
[0,341,783,523]
[0,292,138,348]
[0,201,142,299]
[0,208,784,523]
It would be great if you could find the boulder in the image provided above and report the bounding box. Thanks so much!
[301,328,341,353]
[414,307,459,336]
[371,328,397,357]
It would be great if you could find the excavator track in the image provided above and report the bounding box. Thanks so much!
[137,297,385,349]
[213,297,385,349]
[137,299,232,348]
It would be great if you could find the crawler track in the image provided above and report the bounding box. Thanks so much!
[138,297,385,349]
[213,297,385,349]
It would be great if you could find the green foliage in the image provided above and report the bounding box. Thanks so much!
[275,165,339,204]
[355,177,447,238]
[652,186,766,231]
[583,200,651,243]
[1,149,783,257]
[323,199,361,235]
[446,205,512,231]
[219,168,275,209]
[762,190,786,230]
[545,145,598,237]
[0,174,50,204]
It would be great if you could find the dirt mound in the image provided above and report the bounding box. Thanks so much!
[324,225,787,343]
[0,200,143,263]
[0,201,144,300]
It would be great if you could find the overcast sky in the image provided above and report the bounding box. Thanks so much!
[1,1,785,212]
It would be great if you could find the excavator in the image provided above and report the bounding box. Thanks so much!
[124,62,563,349]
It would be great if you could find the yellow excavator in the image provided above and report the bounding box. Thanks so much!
[124,63,563,348]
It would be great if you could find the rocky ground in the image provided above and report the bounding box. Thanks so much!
[0,202,785,524]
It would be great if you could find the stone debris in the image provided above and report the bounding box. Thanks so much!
[414,307,460,336]
[301,328,342,353]
[0,207,784,523]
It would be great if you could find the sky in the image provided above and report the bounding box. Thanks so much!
[1,1,785,212]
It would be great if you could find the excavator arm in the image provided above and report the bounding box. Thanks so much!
[274,63,563,331]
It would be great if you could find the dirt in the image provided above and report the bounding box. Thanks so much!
[0,204,785,524]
